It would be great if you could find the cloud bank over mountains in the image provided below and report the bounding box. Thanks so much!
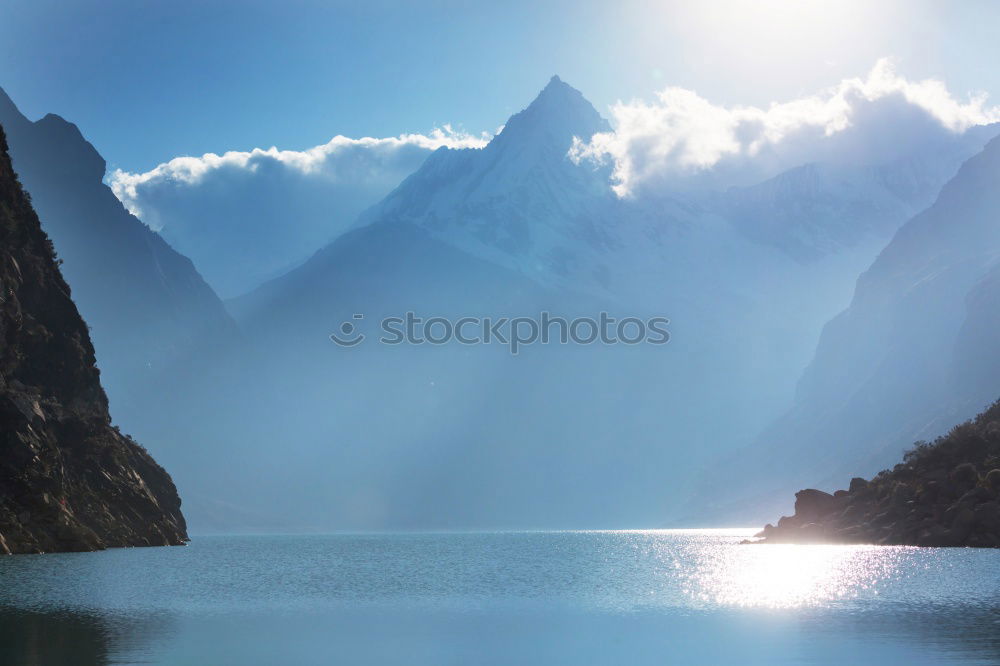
[107,61,999,296]
[111,125,490,221]
[571,59,1000,195]
[110,126,491,297]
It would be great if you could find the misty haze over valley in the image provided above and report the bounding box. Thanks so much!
[4,59,999,532]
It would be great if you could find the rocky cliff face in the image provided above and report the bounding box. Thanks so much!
[0,123,187,554]
[0,87,239,418]
[749,400,1000,547]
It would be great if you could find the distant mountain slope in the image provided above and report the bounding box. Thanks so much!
[0,87,239,414]
[112,136,458,299]
[218,78,854,529]
[954,262,1000,409]
[716,132,995,264]
[225,215,657,529]
[0,122,187,554]
[703,135,1000,522]
[357,77,995,355]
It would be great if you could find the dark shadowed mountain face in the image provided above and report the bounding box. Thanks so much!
[0,123,186,554]
[0,88,238,419]
[700,135,1000,523]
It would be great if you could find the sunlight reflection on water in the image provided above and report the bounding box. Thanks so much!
[681,541,904,608]
[611,529,910,609]
[1,531,998,665]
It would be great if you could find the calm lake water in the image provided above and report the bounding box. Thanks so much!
[1,529,999,665]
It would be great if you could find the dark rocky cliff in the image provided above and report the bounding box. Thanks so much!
[0,123,187,554]
[749,399,1000,547]
[0,87,239,420]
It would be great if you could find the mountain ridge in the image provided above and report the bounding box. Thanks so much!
[0,122,187,553]
[0,86,240,420]
[217,77,863,530]
[700,133,1000,523]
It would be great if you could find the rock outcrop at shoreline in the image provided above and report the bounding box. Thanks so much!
[0,123,188,554]
[748,400,1000,547]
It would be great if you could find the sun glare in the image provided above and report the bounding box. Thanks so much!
[681,542,907,609]
[652,0,902,99]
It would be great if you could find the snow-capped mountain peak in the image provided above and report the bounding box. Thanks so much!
[487,75,612,156]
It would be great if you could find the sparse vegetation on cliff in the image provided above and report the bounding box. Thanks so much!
[749,400,1000,547]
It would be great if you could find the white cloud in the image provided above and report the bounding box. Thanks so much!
[571,59,1000,196]
[111,125,489,221]
[109,126,491,298]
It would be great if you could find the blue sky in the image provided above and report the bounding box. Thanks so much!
[1,0,998,173]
